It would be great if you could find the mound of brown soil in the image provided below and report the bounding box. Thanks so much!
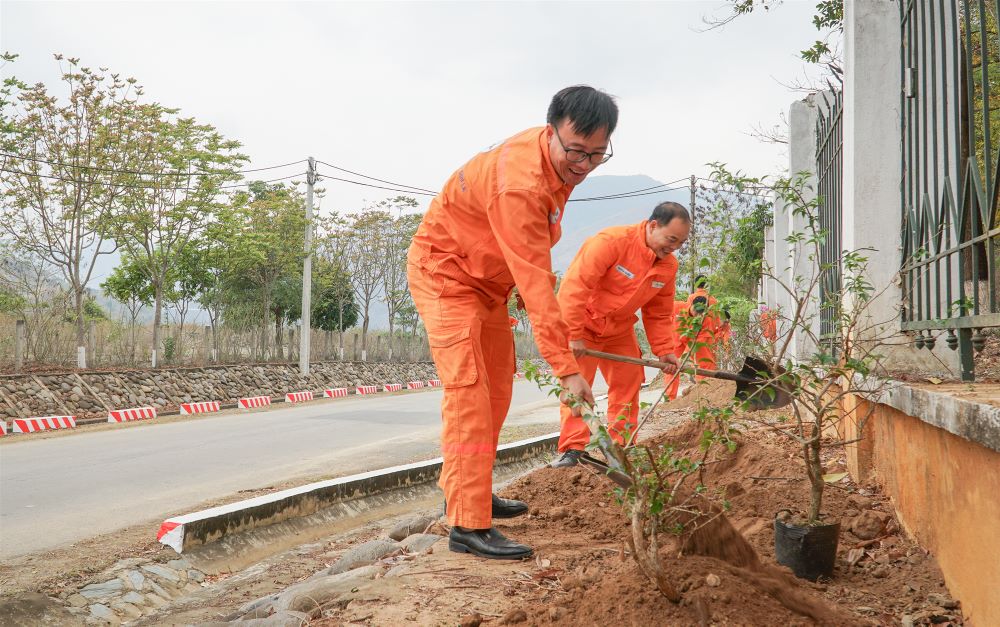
[493,410,961,625]
[662,378,739,411]
[301,399,960,626]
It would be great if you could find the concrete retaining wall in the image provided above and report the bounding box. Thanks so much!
[0,361,439,423]
[844,385,1000,625]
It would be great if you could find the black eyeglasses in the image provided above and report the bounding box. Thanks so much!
[553,126,613,165]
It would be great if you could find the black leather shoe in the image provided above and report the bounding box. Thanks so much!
[443,494,529,519]
[550,449,583,468]
[491,493,528,518]
[449,526,533,560]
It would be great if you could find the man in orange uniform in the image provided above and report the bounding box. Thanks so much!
[550,202,690,467]
[666,275,721,400]
[407,86,616,559]
[759,305,778,342]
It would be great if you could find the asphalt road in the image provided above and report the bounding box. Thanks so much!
[0,371,659,560]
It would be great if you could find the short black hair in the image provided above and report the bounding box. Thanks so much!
[694,274,709,289]
[547,85,618,137]
[691,295,709,315]
[649,201,691,227]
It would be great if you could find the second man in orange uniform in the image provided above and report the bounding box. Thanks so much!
[550,202,691,467]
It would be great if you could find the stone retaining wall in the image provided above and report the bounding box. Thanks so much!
[0,361,439,423]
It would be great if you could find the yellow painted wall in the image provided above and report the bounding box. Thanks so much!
[850,398,1000,625]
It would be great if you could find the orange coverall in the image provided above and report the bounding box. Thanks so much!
[555,222,678,452]
[760,308,778,342]
[407,126,579,530]
[666,289,721,400]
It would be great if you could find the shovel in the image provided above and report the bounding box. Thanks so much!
[577,451,634,488]
[581,348,792,411]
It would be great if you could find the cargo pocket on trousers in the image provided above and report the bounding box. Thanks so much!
[429,327,479,388]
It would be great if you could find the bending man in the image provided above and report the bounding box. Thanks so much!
[407,85,617,559]
[666,275,723,400]
[551,202,690,467]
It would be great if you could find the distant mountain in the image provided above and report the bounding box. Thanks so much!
[553,174,688,273]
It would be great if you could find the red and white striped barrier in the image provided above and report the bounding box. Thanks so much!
[285,391,315,403]
[108,406,157,423]
[356,385,378,395]
[383,383,403,392]
[324,388,349,398]
[239,396,272,409]
[406,381,425,390]
[427,379,442,387]
[14,415,77,433]
[0,421,6,436]
[514,372,525,379]
[180,401,221,415]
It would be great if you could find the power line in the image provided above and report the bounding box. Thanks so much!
[315,160,438,194]
[696,176,775,195]
[0,151,306,177]
[568,183,690,203]
[0,166,303,191]
[317,174,437,197]
[3,150,735,204]
[566,177,690,202]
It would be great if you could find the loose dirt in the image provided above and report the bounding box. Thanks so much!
[302,380,962,626]
[20,380,961,625]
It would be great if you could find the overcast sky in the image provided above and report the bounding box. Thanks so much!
[1,1,827,216]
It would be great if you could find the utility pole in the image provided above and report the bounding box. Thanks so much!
[689,174,697,288]
[299,157,316,375]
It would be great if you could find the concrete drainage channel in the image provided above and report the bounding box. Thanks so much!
[53,432,560,626]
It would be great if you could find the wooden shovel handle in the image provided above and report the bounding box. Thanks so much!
[580,348,755,385]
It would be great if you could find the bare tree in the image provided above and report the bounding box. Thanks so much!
[0,245,71,364]
[380,204,420,359]
[0,56,145,367]
[112,105,245,367]
[343,208,389,361]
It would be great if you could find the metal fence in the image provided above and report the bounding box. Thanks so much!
[816,88,844,356]
[900,0,1000,380]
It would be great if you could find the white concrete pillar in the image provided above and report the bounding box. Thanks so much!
[785,95,826,362]
[763,224,776,308]
[843,0,957,374]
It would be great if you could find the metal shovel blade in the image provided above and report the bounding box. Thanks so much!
[734,355,793,411]
[578,452,633,488]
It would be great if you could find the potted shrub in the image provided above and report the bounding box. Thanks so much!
[711,166,891,581]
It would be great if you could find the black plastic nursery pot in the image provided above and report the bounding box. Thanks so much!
[773,510,840,581]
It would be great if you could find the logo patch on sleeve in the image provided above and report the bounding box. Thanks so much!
[549,206,562,224]
[615,265,635,280]
[651,281,665,289]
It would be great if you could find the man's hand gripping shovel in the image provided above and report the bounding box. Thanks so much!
[564,349,792,490]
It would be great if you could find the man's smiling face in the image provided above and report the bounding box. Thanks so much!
[546,120,611,186]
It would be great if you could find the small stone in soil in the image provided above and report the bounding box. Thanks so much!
[705,574,721,587]
[549,606,567,620]
[850,510,885,540]
[499,608,527,624]
[459,612,483,627]
[926,593,958,610]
